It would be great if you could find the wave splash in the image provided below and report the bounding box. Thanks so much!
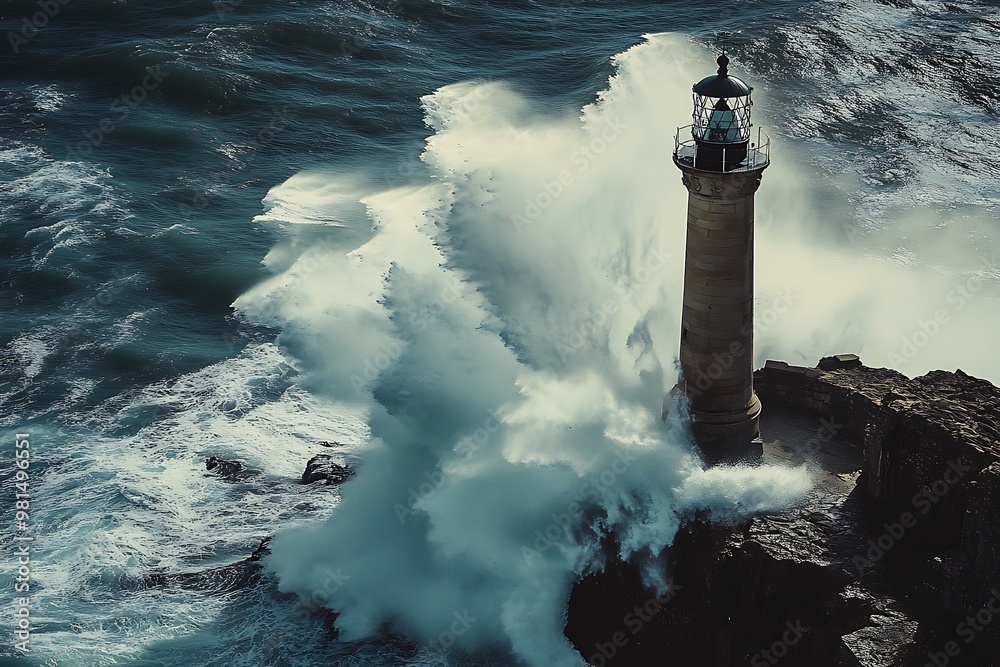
[236,33,811,667]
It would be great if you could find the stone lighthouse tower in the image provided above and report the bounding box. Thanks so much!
[672,50,770,465]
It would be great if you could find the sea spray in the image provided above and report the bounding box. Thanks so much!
[238,33,813,666]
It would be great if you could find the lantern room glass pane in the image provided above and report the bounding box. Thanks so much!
[692,93,752,143]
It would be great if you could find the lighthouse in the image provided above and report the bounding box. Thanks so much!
[672,50,770,465]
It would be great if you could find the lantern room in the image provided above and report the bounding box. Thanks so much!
[673,52,769,173]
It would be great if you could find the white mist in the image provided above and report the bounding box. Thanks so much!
[235,31,997,666]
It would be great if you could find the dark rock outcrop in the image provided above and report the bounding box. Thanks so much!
[838,598,919,667]
[205,456,260,482]
[962,463,1000,602]
[143,538,271,594]
[141,538,342,639]
[921,462,1000,648]
[565,481,904,665]
[753,359,909,441]
[863,369,1000,547]
[819,353,864,372]
[302,454,353,485]
[566,357,1000,666]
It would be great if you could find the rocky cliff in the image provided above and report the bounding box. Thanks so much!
[565,356,1000,666]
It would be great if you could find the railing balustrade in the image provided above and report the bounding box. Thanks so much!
[673,125,770,173]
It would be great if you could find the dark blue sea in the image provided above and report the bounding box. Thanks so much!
[1,0,998,665]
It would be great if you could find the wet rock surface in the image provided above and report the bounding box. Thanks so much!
[864,369,1000,547]
[565,358,1000,666]
[302,453,354,485]
[148,450,352,597]
[143,538,271,594]
[205,456,261,482]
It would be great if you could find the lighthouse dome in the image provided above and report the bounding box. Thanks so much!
[693,54,752,98]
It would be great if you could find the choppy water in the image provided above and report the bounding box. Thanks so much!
[1,1,998,665]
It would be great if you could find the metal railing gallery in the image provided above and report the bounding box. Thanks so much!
[673,125,771,173]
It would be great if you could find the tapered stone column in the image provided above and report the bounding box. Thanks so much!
[675,166,766,464]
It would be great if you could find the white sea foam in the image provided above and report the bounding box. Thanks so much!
[16,343,369,665]
[0,142,131,268]
[242,33,817,667]
[4,330,52,379]
[11,17,999,666]
[28,84,69,113]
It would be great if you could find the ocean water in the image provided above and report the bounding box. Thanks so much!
[1,1,999,665]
